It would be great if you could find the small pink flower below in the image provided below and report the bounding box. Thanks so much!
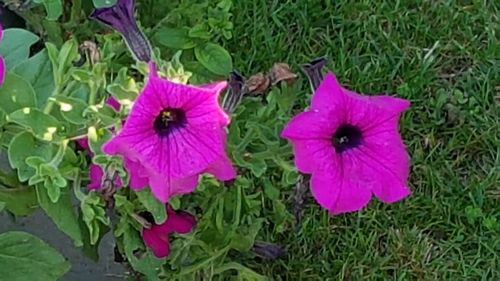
[142,206,196,258]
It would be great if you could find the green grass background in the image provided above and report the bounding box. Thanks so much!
[226,1,499,279]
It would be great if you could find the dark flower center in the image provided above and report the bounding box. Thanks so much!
[153,108,187,137]
[332,124,362,153]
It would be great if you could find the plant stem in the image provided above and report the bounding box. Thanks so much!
[43,86,60,114]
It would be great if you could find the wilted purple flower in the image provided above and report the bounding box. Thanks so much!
[300,56,328,90]
[90,0,152,62]
[252,241,286,260]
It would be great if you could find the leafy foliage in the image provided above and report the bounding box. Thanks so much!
[0,231,70,281]
[1,0,497,280]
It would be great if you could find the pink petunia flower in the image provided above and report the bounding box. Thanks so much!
[88,163,123,190]
[0,24,5,85]
[103,63,236,202]
[282,73,411,214]
[142,206,196,258]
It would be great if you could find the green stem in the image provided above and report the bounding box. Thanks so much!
[43,85,60,114]
[88,84,98,105]
[73,170,86,202]
[49,139,68,167]
[70,0,82,23]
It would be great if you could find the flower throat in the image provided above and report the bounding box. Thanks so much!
[332,124,362,153]
[153,108,186,137]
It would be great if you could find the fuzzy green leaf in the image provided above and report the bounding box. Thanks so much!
[0,231,70,281]
[194,43,233,76]
[0,28,39,68]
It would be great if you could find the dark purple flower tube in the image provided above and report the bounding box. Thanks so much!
[90,0,152,62]
[300,56,328,90]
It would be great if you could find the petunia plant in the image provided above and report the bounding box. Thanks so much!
[0,0,412,280]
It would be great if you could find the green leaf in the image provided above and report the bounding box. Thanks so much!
[0,147,17,182]
[54,96,88,125]
[0,187,38,216]
[136,189,167,224]
[230,219,263,252]
[88,127,113,155]
[0,28,39,69]
[56,40,79,84]
[7,108,63,142]
[123,225,163,280]
[45,40,79,85]
[248,158,267,177]
[154,27,197,49]
[92,0,117,8]
[106,67,139,105]
[188,23,212,39]
[36,185,83,247]
[0,201,5,212]
[42,19,63,47]
[184,61,219,84]
[263,178,280,200]
[8,132,54,181]
[33,0,63,20]
[0,73,37,113]
[214,262,268,281]
[13,50,56,107]
[194,43,233,76]
[78,207,108,261]
[80,193,109,245]
[0,231,70,281]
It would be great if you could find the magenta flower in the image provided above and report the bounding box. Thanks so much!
[0,24,5,85]
[90,0,152,62]
[88,164,123,190]
[142,206,196,258]
[282,73,411,214]
[103,63,236,202]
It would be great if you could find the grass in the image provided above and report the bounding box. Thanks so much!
[225,0,499,279]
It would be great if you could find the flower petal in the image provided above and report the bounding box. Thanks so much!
[355,143,411,203]
[310,72,346,112]
[197,81,230,126]
[0,56,5,86]
[205,155,236,181]
[310,152,372,214]
[366,95,410,114]
[88,164,104,190]
[149,174,199,203]
[106,96,121,111]
[123,157,149,189]
[289,139,334,174]
[339,90,410,135]
[118,0,135,20]
[163,207,196,234]
[281,110,338,140]
[76,138,90,150]
[142,227,170,258]
[167,127,225,177]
